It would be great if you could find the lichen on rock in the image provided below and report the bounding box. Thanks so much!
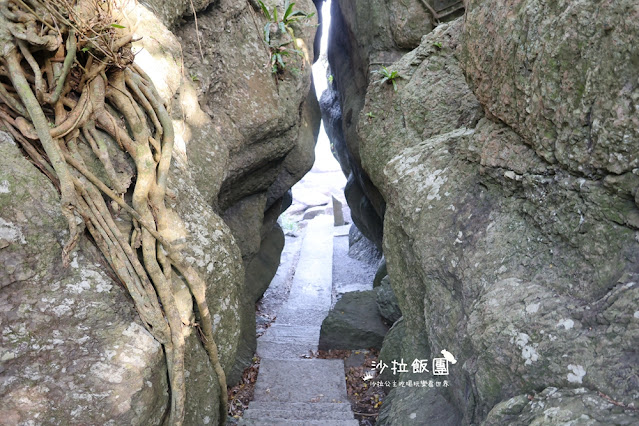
[324,2,639,423]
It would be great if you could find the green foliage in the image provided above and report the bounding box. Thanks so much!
[279,212,299,234]
[269,40,304,74]
[328,74,334,83]
[374,66,401,91]
[366,111,376,119]
[433,41,443,49]
[257,0,314,74]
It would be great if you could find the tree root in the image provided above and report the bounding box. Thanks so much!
[0,1,228,424]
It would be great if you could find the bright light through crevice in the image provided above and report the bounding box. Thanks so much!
[310,0,341,173]
[312,0,332,97]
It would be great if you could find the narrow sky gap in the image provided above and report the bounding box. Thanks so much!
[309,0,340,173]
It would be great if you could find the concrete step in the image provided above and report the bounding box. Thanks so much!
[246,401,353,413]
[283,216,334,309]
[243,407,355,421]
[238,419,359,426]
[275,306,329,327]
[252,358,348,403]
[256,341,317,359]
[258,324,320,343]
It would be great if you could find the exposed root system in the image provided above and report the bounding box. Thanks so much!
[0,1,227,424]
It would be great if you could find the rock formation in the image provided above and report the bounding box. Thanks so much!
[0,0,320,423]
[324,0,639,424]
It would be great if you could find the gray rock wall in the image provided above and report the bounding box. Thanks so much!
[326,1,639,424]
[321,0,433,248]
[175,0,321,381]
[0,0,320,423]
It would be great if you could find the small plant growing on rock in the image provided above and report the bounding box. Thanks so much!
[257,0,314,74]
[374,66,401,91]
[269,40,303,74]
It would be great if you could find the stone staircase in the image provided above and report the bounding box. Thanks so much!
[239,216,358,425]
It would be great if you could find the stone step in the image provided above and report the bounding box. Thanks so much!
[258,324,320,343]
[275,306,329,327]
[246,401,353,413]
[238,419,359,426]
[243,407,355,421]
[256,341,317,359]
[252,358,348,403]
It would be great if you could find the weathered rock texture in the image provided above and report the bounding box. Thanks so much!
[320,0,434,248]
[375,276,401,325]
[326,0,639,424]
[0,0,320,423]
[318,290,389,351]
[175,0,321,380]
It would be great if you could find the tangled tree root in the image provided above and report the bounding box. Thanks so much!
[0,1,227,424]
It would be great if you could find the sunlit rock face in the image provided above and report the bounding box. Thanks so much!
[326,0,639,423]
[174,0,321,383]
[0,0,320,423]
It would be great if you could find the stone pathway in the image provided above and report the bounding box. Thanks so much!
[239,215,359,425]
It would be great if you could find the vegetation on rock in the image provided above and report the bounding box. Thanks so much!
[373,66,401,91]
[0,1,227,424]
[257,0,314,74]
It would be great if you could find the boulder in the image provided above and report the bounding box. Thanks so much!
[377,318,406,386]
[321,0,435,249]
[344,172,385,248]
[0,131,243,425]
[378,386,461,426]
[352,14,639,425]
[347,224,382,265]
[484,387,639,425]
[375,276,402,325]
[461,0,639,177]
[0,0,320,421]
[244,224,286,304]
[318,290,389,350]
[372,259,387,288]
[175,0,321,381]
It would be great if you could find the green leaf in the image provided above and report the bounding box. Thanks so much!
[392,79,398,91]
[273,5,278,22]
[258,0,271,20]
[110,23,126,29]
[277,54,285,68]
[279,21,286,34]
[306,12,315,19]
[81,47,91,52]
[284,1,294,20]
